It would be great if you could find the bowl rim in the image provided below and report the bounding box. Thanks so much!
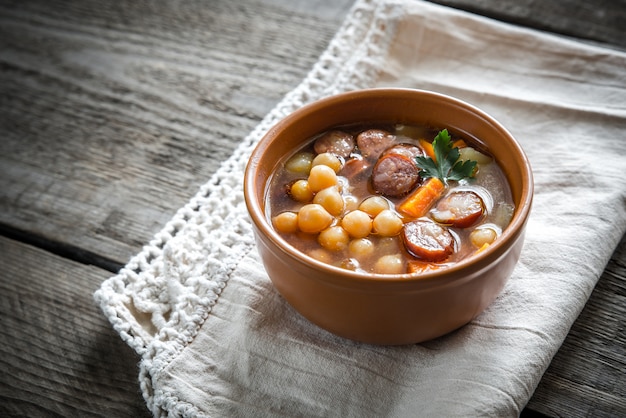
[244,88,533,287]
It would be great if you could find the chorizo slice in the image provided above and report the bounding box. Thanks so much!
[314,130,355,158]
[356,129,395,160]
[430,191,485,228]
[371,154,420,197]
[402,220,454,262]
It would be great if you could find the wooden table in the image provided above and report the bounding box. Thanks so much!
[1,1,624,416]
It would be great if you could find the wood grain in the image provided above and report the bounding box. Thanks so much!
[0,236,150,417]
[0,0,350,264]
[431,0,626,50]
[0,0,624,416]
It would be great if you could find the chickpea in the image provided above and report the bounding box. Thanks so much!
[318,226,350,251]
[359,196,389,217]
[307,164,338,192]
[285,152,314,174]
[374,254,404,274]
[373,209,403,236]
[341,210,372,238]
[290,179,313,203]
[312,152,342,173]
[313,187,344,216]
[297,204,333,234]
[272,212,299,233]
[470,227,497,248]
[348,238,375,260]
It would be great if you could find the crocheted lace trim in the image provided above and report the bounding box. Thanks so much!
[94,0,401,415]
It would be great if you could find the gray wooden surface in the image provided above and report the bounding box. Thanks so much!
[0,0,624,416]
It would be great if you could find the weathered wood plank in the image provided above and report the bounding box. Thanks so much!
[430,0,626,50]
[0,236,150,417]
[0,0,353,264]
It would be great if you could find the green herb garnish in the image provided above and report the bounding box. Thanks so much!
[415,129,477,183]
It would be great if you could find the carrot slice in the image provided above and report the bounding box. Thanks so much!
[397,177,445,218]
[407,260,442,274]
[418,138,436,161]
[452,139,467,149]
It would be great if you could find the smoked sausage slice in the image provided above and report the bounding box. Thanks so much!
[430,191,485,228]
[402,220,454,262]
[356,129,395,160]
[314,130,355,158]
[371,154,420,197]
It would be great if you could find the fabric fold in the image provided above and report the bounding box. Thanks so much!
[95,0,626,416]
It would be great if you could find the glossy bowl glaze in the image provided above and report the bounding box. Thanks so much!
[244,88,533,345]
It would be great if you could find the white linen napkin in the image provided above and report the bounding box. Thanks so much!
[95,0,626,416]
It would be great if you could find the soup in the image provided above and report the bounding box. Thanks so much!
[266,123,515,275]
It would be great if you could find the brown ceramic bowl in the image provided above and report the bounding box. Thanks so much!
[244,88,533,345]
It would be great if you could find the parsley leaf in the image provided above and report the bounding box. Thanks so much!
[415,129,477,183]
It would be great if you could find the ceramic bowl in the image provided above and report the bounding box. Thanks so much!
[244,88,533,345]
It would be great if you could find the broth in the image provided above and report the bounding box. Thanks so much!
[266,123,514,275]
